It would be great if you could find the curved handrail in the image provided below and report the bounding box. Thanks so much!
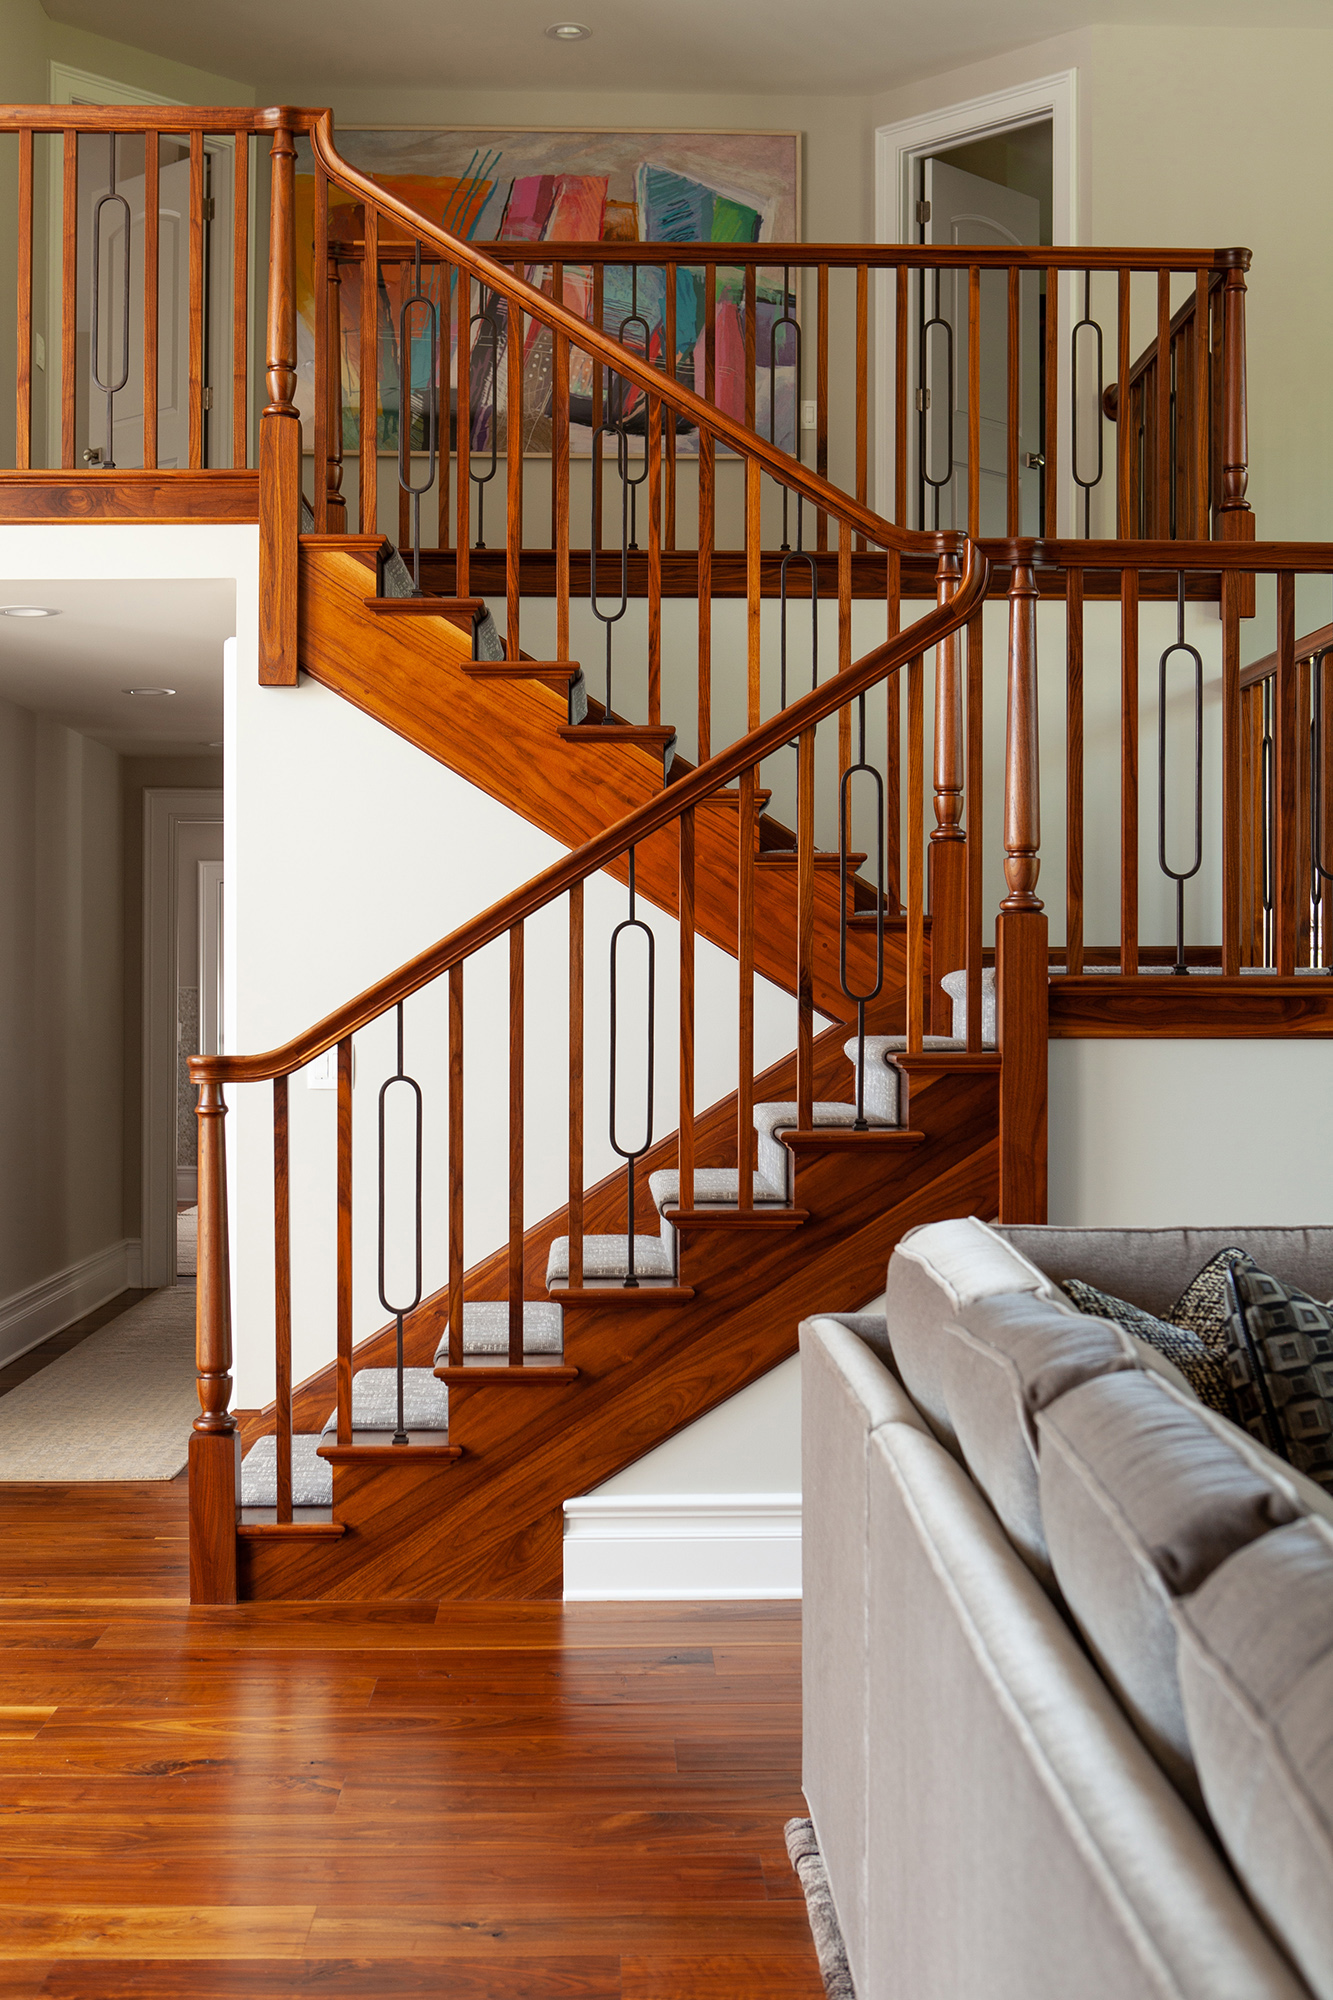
[307,112,954,562]
[193,539,989,1085]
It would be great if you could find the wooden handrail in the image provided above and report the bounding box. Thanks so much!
[192,540,989,1086]
[1240,620,1333,690]
[1102,269,1225,417]
[981,538,1333,572]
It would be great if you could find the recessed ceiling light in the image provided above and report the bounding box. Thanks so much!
[0,604,59,617]
[123,686,176,697]
[546,20,591,38]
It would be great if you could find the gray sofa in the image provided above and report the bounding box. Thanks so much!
[800,1220,1333,2000]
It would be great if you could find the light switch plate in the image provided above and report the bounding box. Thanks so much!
[801,400,817,430]
[306,1047,353,1090]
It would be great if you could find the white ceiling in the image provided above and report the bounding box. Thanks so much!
[0,579,232,757]
[42,0,1333,98]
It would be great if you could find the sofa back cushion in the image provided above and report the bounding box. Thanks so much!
[999,1226,1333,1318]
[1037,1371,1300,1802]
[940,1293,1137,1585]
[1175,1517,1333,2000]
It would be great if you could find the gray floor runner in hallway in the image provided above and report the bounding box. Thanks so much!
[0,1285,197,1481]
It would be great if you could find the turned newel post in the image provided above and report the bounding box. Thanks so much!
[259,118,301,687]
[325,255,346,532]
[996,560,1048,1224]
[189,1074,239,1604]
[929,549,966,1030]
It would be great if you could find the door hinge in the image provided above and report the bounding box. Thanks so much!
[1023,451,1045,469]
[916,387,930,413]
[201,196,216,222]
[916,198,931,226]
[202,386,214,410]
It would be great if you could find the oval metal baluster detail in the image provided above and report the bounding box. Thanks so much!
[1157,572,1205,975]
[590,417,631,721]
[91,133,131,468]
[1310,642,1333,968]
[469,286,501,548]
[608,849,655,1288]
[839,697,886,1127]
[397,241,439,593]
[1071,272,1104,538]
[769,264,801,549]
[920,269,955,527]
[615,267,650,549]
[1261,676,1275,968]
[377,1002,423,1445]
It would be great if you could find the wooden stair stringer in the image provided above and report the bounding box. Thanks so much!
[297,543,906,1017]
[236,1059,999,1602]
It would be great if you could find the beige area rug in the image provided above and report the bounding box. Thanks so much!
[0,1285,197,1481]
[177,1205,198,1276]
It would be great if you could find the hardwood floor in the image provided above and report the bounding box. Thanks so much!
[0,1478,820,1997]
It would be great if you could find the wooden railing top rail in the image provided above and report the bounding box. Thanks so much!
[192,539,988,1086]
[1240,619,1333,690]
[0,104,324,132]
[981,539,1333,572]
[307,117,948,559]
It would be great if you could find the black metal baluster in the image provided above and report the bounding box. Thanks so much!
[920,269,954,532]
[1071,271,1104,539]
[1157,571,1204,975]
[377,1002,423,1444]
[90,133,130,469]
[590,415,631,720]
[470,285,501,548]
[615,267,650,549]
[608,848,655,1288]
[397,240,439,593]
[1261,676,1275,968]
[839,696,885,1125]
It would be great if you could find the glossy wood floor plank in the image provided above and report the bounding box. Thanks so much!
[0,1484,821,1997]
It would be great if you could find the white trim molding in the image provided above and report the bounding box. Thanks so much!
[0,1239,142,1370]
[562,1493,802,1600]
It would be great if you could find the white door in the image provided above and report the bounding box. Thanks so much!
[921,159,1042,536]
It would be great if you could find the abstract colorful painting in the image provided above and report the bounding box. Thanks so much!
[293,128,801,457]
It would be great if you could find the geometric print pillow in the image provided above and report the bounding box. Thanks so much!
[1057,1275,1235,1416]
[1169,1246,1256,1353]
[1223,1265,1333,1491]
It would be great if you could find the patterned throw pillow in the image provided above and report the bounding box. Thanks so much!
[1168,1247,1256,1354]
[1058,1277,1234,1416]
[1223,1266,1333,1492]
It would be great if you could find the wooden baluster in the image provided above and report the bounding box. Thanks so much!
[648,395,662,725]
[1066,568,1085,976]
[447,964,463,1367]
[1297,654,1313,968]
[1044,263,1057,536]
[1155,270,1171,536]
[259,121,300,686]
[965,606,984,1051]
[855,263,868,549]
[1318,648,1333,969]
[838,519,852,778]
[743,263,756,433]
[929,550,966,1031]
[997,561,1048,1223]
[797,726,815,1127]
[359,202,378,535]
[548,264,563,552]
[189,132,204,469]
[144,131,161,468]
[272,1074,292,1525]
[1221,264,1255,613]
[1192,269,1209,540]
[456,267,470,595]
[894,267,908,527]
[15,128,32,470]
[325,254,345,528]
[61,130,76,469]
[1239,679,1259,966]
[697,430,714,762]
[568,886,583,1289]
[886,548,902,911]
[704,261,716,412]
[335,1037,353,1443]
[678,818,695,1216]
[737,767,756,1208]
[664,262,677,551]
[906,651,925,1055]
[509,922,525,1364]
[1006,267,1020,537]
[312,171,329,531]
[437,252,450,553]
[191,1078,237,1604]
[816,264,829,550]
[1222,567,1242,975]
[967,266,981,539]
[746,456,761,731]
[232,133,248,470]
[507,292,523,659]
[1274,572,1299,976]
[554,327,570,667]
[1116,270,1132,538]
[1121,567,1139,974]
[591,264,604,552]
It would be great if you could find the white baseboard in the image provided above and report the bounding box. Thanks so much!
[0,1239,143,1369]
[176,1169,197,1204]
[562,1493,802,1600]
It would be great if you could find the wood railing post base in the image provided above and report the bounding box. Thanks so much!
[928,837,966,1033]
[259,411,301,685]
[189,1428,240,1604]
[996,907,1048,1224]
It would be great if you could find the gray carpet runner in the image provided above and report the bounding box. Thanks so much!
[433,1300,564,1358]
[755,1100,896,1198]
[648,1167,786,1215]
[546,1234,674,1284]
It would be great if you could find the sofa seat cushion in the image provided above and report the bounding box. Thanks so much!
[1175,1516,1333,2000]
[940,1292,1139,1585]
[1037,1371,1301,1802]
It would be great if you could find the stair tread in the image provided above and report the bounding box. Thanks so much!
[320,1367,449,1435]
[362,594,483,617]
[433,1301,564,1363]
[649,1168,786,1211]
[546,1234,674,1284]
[755,847,867,869]
[241,1433,332,1509]
[753,1099,898,1137]
[558,723,677,747]
[846,1034,965,1067]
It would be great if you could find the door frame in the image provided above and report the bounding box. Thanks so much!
[873,69,1078,524]
[142,789,223,1289]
